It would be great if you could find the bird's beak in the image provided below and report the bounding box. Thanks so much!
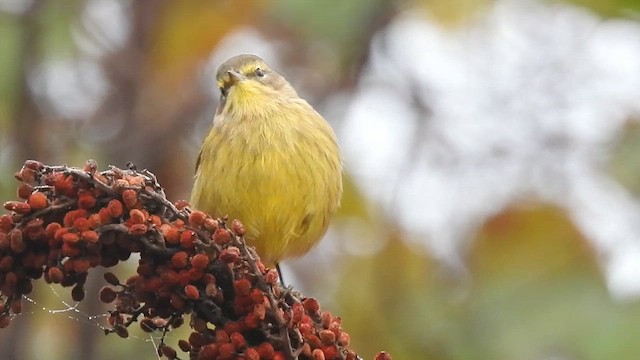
[227,70,245,85]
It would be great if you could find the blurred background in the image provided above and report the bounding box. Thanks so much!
[1,0,640,359]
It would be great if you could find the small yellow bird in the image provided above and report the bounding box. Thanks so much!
[191,54,342,273]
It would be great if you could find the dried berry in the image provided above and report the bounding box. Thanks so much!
[47,267,64,283]
[177,339,191,352]
[103,272,120,286]
[99,286,117,303]
[160,345,177,359]
[231,219,245,236]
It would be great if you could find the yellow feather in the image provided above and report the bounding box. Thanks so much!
[191,55,342,265]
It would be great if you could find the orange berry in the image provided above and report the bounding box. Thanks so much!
[129,209,147,224]
[174,200,189,210]
[244,348,260,360]
[128,223,148,236]
[27,192,47,210]
[180,230,196,249]
[188,211,207,227]
[265,269,279,285]
[129,209,146,224]
[160,224,180,245]
[148,215,162,226]
[122,189,138,208]
[107,199,124,218]
[217,343,236,360]
[291,302,304,324]
[233,279,252,297]
[319,330,336,345]
[62,232,80,244]
[219,247,240,263]
[249,288,264,304]
[337,332,350,346]
[312,349,326,360]
[213,227,231,245]
[73,217,90,232]
[61,242,81,257]
[190,253,209,271]
[77,189,96,209]
[184,285,200,300]
[171,252,189,269]
[257,343,274,360]
[160,270,180,287]
[230,332,246,351]
[303,298,320,314]
[321,312,333,329]
[98,207,112,224]
[215,329,230,343]
[4,201,31,214]
[87,214,101,229]
[63,209,87,228]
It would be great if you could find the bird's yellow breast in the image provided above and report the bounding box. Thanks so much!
[191,87,342,265]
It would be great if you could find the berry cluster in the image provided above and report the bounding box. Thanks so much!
[0,160,390,360]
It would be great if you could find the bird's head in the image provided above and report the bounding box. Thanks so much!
[215,54,298,112]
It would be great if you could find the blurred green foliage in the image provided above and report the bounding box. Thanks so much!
[611,122,640,196]
[561,0,640,16]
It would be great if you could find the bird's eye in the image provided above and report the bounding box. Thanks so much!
[255,67,265,77]
[220,87,228,98]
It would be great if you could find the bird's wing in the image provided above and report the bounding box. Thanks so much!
[195,149,203,174]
